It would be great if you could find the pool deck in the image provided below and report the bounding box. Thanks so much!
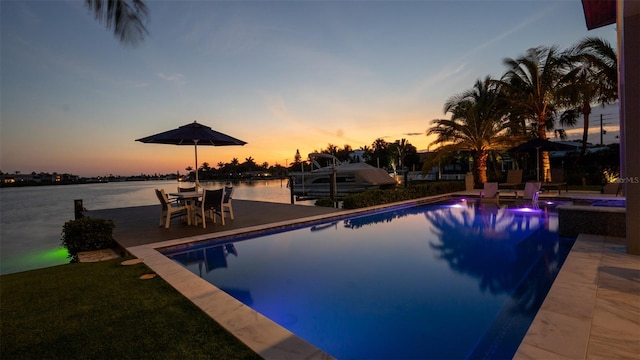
[87,192,639,359]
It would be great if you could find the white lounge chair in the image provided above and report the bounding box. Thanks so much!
[522,181,541,207]
[499,169,523,196]
[479,182,500,203]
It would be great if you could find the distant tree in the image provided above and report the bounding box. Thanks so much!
[85,0,148,46]
[244,157,256,172]
[370,138,390,168]
[335,144,353,162]
[358,145,372,163]
[323,144,339,156]
[292,149,300,165]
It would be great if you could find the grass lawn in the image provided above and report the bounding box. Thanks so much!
[0,257,262,359]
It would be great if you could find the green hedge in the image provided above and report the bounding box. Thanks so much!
[314,198,336,207]
[342,181,464,209]
[61,217,116,262]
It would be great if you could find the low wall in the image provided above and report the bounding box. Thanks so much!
[558,204,626,238]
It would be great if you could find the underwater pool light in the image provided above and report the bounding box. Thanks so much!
[511,206,542,213]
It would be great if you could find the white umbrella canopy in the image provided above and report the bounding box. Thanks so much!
[136,121,247,185]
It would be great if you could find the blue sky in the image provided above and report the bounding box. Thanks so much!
[1,0,617,177]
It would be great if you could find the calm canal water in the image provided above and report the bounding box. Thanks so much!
[0,179,310,275]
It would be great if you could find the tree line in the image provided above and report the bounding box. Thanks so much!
[187,137,422,181]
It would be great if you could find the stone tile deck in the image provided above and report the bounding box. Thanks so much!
[88,194,639,359]
[515,234,639,359]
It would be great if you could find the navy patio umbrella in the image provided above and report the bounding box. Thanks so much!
[136,121,247,185]
[509,138,577,181]
[509,138,578,153]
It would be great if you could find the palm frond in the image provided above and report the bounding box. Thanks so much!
[85,0,148,46]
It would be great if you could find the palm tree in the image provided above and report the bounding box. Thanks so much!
[560,37,618,158]
[426,76,516,185]
[370,138,390,168]
[499,46,565,181]
[85,0,148,46]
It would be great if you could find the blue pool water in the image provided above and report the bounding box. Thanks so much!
[162,200,573,359]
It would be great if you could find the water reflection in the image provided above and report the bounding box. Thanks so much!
[425,202,566,315]
[337,200,568,315]
[167,243,253,305]
[169,243,238,275]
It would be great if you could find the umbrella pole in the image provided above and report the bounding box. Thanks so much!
[194,140,199,187]
[536,147,540,182]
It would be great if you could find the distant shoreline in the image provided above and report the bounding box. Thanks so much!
[0,175,289,188]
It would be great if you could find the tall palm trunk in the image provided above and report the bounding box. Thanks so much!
[474,151,489,184]
[537,116,552,182]
[581,101,592,158]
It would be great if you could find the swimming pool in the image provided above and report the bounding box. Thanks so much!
[162,200,573,359]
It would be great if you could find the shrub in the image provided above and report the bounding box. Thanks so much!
[314,198,336,207]
[61,217,116,262]
[342,181,464,209]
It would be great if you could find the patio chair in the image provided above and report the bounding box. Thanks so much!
[499,169,523,196]
[222,185,234,220]
[541,169,568,195]
[479,182,500,203]
[155,189,190,228]
[521,182,541,207]
[193,188,224,229]
[177,186,197,206]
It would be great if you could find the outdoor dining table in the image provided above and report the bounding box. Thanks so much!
[168,191,202,225]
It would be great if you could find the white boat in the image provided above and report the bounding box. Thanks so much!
[288,153,397,199]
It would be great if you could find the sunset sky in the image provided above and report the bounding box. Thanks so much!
[1,1,617,177]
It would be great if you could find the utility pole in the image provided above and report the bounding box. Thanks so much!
[600,114,603,145]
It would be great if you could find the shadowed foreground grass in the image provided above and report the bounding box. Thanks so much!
[0,257,261,359]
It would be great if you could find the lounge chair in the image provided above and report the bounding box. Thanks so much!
[603,182,622,196]
[479,182,500,203]
[521,181,541,207]
[499,169,523,196]
[155,189,190,228]
[222,185,234,220]
[541,169,568,195]
[193,188,224,229]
